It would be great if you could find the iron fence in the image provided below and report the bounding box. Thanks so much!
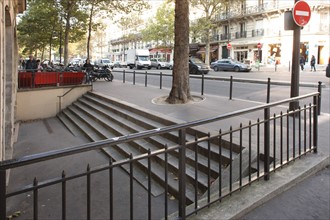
[0,91,319,220]
[113,69,323,115]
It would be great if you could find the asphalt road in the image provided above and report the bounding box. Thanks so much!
[111,66,330,114]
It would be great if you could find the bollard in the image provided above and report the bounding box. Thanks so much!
[133,70,136,85]
[160,72,163,89]
[229,76,233,100]
[123,70,126,83]
[289,61,291,72]
[145,71,148,87]
[201,73,205,95]
[267,78,271,103]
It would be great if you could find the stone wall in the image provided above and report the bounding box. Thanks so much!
[0,0,26,161]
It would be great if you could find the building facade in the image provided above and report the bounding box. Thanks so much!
[0,0,25,161]
[207,0,329,66]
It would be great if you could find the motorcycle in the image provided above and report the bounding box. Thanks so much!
[87,65,114,82]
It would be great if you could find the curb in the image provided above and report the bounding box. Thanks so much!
[187,152,329,220]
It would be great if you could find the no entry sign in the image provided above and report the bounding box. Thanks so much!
[227,43,231,50]
[292,1,311,26]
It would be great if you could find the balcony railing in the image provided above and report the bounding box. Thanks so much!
[214,2,291,22]
[252,29,264,37]
[220,33,231,41]
[235,31,247,39]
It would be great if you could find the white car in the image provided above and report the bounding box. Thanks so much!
[96,58,114,69]
[150,58,170,69]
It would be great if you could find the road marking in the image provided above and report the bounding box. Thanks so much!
[296,10,309,16]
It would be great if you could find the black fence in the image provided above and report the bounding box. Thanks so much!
[0,91,319,220]
[112,69,323,114]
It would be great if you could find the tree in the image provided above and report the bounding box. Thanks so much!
[60,0,88,65]
[84,0,150,60]
[166,0,192,104]
[18,0,60,59]
[141,2,175,48]
[190,0,234,65]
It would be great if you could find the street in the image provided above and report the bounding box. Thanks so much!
[111,66,330,114]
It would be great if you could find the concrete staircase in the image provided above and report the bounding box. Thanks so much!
[57,91,242,205]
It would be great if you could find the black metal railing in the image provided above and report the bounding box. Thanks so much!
[214,1,288,21]
[0,90,319,220]
[113,70,323,114]
[235,31,247,39]
[252,29,264,37]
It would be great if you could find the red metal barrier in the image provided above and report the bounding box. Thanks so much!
[35,72,58,87]
[18,71,85,89]
[18,72,32,88]
[60,72,85,85]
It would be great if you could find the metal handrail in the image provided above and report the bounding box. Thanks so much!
[0,92,318,170]
[0,91,319,220]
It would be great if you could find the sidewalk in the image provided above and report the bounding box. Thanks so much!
[10,80,330,219]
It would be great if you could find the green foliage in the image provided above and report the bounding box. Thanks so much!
[18,0,59,56]
[18,0,88,58]
[140,2,175,47]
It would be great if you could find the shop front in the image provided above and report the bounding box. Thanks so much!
[267,44,282,65]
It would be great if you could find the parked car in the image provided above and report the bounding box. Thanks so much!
[113,61,122,68]
[168,60,173,70]
[189,57,210,74]
[150,58,170,69]
[95,58,114,69]
[211,58,251,72]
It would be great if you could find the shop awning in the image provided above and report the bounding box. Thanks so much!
[149,48,172,54]
[196,46,218,54]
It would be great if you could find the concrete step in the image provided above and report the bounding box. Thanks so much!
[57,91,243,205]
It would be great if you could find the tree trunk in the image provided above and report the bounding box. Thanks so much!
[86,1,95,60]
[205,30,211,65]
[166,0,192,104]
[64,1,73,66]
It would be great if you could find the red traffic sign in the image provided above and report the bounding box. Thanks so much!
[292,0,311,26]
[257,43,262,49]
[227,43,231,49]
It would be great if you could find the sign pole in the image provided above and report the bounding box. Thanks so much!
[290,0,302,111]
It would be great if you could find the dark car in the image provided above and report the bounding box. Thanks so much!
[189,57,210,74]
[211,58,251,72]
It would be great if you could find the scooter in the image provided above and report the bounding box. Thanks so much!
[88,65,114,82]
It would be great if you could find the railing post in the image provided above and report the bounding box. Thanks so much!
[0,169,6,220]
[317,81,322,115]
[229,76,233,100]
[267,78,271,103]
[313,95,318,153]
[178,129,186,219]
[289,61,291,72]
[145,71,148,87]
[264,107,270,181]
[160,72,163,89]
[201,73,204,95]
